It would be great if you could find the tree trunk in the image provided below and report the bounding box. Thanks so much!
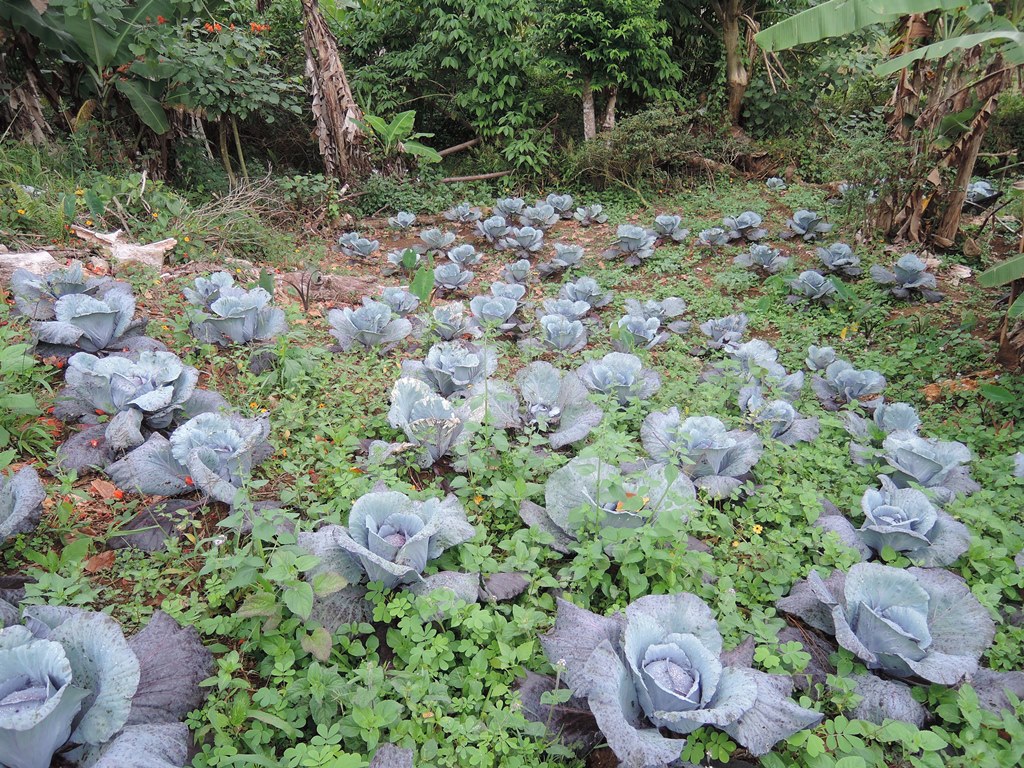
[601,86,618,132]
[0,39,50,143]
[300,0,368,180]
[718,0,750,126]
[581,75,597,141]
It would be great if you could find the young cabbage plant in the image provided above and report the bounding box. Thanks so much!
[964,179,998,208]
[297,490,478,629]
[401,341,498,397]
[494,197,526,218]
[537,243,584,278]
[696,227,730,247]
[387,211,417,229]
[538,315,587,353]
[33,292,159,358]
[782,210,833,241]
[519,203,559,229]
[740,388,819,446]
[54,351,207,457]
[466,362,602,449]
[698,313,748,352]
[469,295,521,334]
[805,344,837,371]
[190,287,287,347]
[641,411,763,499]
[474,215,510,244]
[723,341,804,401]
[652,214,689,243]
[12,260,127,320]
[545,193,575,219]
[541,298,591,322]
[778,562,994,685]
[443,202,482,224]
[816,242,862,277]
[385,248,422,277]
[560,276,613,308]
[183,272,236,310]
[338,232,380,259]
[844,400,921,464]
[573,204,607,226]
[870,253,943,302]
[531,593,821,766]
[766,176,787,190]
[107,411,271,506]
[0,465,44,544]
[433,263,474,292]
[734,244,789,274]
[0,606,212,768]
[815,477,970,567]
[381,378,468,469]
[722,211,767,242]
[446,244,482,268]
[498,226,545,258]
[519,457,696,552]
[812,360,886,411]
[490,281,527,307]
[578,352,661,406]
[500,259,532,284]
[613,314,666,351]
[380,287,421,317]
[328,298,413,352]
[623,297,689,334]
[426,302,480,341]
[602,224,657,266]
[787,270,838,306]
[881,433,979,505]
[418,228,457,255]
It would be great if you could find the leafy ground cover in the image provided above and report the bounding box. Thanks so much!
[2,180,1024,768]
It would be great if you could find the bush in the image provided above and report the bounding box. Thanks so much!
[565,104,745,190]
[983,90,1024,162]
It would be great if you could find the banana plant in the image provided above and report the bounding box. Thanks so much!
[354,110,443,164]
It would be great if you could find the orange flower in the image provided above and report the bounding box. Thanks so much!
[113,489,125,500]
[157,15,166,24]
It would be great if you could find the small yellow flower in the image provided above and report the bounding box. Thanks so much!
[16,209,26,215]
[75,189,85,196]
[250,402,258,409]
[280,448,288,456]
[183,236,191,243]
[317,403,325,409]
[839,327,848,341]
[85,220,93,226]
[753,524,763,535]
[732,540,740,548]
[473,494,484,504]
[161,325,170,331]
[151,212,159,219]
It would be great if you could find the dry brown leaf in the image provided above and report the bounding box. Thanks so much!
[90,479,119,499]
[84,550,115,573]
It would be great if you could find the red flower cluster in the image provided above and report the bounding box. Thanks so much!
[203,21,223,32]
[250,22,270,32]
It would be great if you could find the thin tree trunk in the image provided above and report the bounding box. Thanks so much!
[601,86,618,132]
[231,116,249,182]
[582,75,597,141]
[218,117,236,187]
[717,0,750,126]
[300,0,368,180]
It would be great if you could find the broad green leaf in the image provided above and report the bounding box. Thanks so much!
[312,571,349,596]
[283,581,314,619]
[876,31,1024,76]
[386,110,417,142]
[401,140,443,163]
[237,591,279,618]
[410,265,435,302]
[755,0,966,52]
[978,253,1024,287]
[300,627,333,661]
[1008,291,1024,318]
[247,709,301,737]
[115,79,169,135]
[980,383,1015,403]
